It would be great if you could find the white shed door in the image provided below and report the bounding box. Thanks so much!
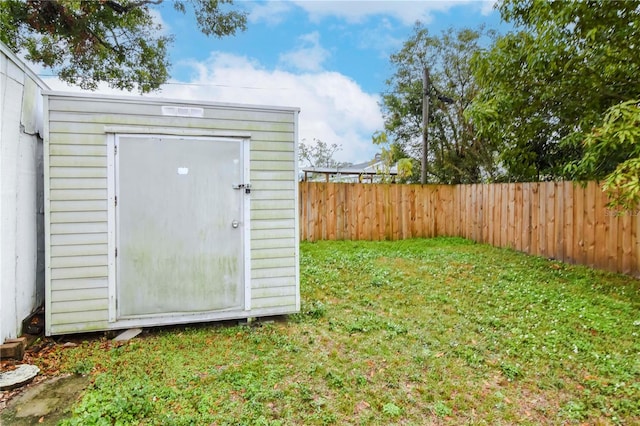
[116,135,246,318]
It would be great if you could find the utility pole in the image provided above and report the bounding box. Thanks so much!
[421,68,430,184]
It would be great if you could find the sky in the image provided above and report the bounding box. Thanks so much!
[41,0,505,165]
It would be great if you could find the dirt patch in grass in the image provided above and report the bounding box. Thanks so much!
[1,374,91,425]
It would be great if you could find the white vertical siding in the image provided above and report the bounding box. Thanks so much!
[45,93,299,335]
[0,44,48,342]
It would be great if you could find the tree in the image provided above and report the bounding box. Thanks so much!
[381,24,500,184]
[569,100,640,210]
[299,138,348,168]
[469,0,640,182]
[0,0,246,93]
[372,130,416,183]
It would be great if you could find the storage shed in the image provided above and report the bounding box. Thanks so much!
[44,92,300,335]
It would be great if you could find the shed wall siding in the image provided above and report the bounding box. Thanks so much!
[46,95,298,335]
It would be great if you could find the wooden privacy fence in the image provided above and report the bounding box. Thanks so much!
[299,181,639,277]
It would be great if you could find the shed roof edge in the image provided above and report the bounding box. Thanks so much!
[43,90,300,113]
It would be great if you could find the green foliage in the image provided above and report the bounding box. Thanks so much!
[560,400,588,422]
[0,0,246,93]
[431,401,452,417]
[499,362,523,381]
[381,24,500,184]
[70,359,94,375]
[59,375,154,425]
[566,100,640,210]
[470,0,640,182]
[382,402,402,417]
[396,158,414,181]
[371,131,415,183]
[49,239,640,424]
[296,300,327,319]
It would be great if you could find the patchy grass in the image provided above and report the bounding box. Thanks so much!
[41,238,639,425]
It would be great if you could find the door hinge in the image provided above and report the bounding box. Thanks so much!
[114,145,118,155]
[115,248,118,257]
[114,196,118,207]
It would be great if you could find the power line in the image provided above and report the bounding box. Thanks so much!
[36,74,291,90]
[164,81,291,90]
[37,73,452,98]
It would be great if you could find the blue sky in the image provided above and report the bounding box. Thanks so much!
[43,0,505,164]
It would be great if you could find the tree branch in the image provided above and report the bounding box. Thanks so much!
[105,0,163,14]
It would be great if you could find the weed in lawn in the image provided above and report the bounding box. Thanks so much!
[369,269,392,287]
[500,362,523,381]
[431,400,453,417]
[324,371,345,389]
[295,300,327,320]
[355,374,368,386]
[37,238,640,425]
[70,359,94,375]
[382,402,402,417]
[560,399,588,421]
[59,375,154,426]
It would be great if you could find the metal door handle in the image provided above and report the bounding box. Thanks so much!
[232,220,239,228]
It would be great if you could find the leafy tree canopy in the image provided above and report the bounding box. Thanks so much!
[381,24,500,184]
[469,0,640,182]
[572,100,640,210]
[299,139,349,169]
[0,0,246,92]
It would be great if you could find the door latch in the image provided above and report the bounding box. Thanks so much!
[232,183,251,194]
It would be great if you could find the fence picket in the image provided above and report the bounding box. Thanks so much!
[522,183,528,252]
[574,183,585,265]
[564,182,574,264]
[585,182,597,267]
[513,184,522,251]
[546,182,556,259]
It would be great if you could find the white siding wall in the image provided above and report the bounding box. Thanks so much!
[0,45,47,342]
[45,94,299,335]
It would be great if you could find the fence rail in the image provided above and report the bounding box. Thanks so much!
[299,181,639,277]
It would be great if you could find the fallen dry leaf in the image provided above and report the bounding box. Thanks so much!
[354,400,370,414]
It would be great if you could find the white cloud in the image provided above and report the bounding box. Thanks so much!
[250,0,496,26]
[480,0,498,15]
[291,0,478,25]
[356,18,404,56]
[278,31,331,72]
[41,52,383,165]
[248,1,293,25]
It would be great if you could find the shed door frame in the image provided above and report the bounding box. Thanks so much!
[106,133,252,324]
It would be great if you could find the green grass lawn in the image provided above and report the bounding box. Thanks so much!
[47,238,639,425]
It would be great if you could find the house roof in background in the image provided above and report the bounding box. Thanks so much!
[301,166,397,176]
